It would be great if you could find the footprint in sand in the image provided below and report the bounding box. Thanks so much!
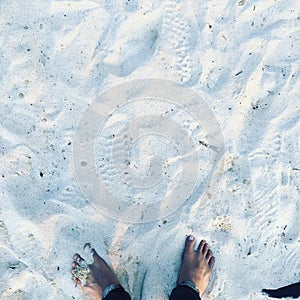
[103,9,161,76]
[0,246,30,299]
[162,0,200,85]
[1,145,46,220]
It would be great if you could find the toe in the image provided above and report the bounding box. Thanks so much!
[197,240,206,252]
[91,248,103,263]
[209,256,215,269]
[72,261,79,268]
[72,276,81,285]
[73,253,83,261]
[71,262,79,275]
[184,235,196,254]
[202,243,210,255]
[206,249,212,260]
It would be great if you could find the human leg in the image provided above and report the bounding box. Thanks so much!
[169,285,201,300]
[103,286,131,300]
[262,282,300,299]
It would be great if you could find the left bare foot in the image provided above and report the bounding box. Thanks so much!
[71,248,120,300]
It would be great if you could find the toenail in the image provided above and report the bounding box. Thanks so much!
[188,235,194,241]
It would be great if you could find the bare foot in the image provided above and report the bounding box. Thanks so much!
[177,235,215,297]
[71,248,120,300]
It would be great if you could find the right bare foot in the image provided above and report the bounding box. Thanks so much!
[177,235,215,297]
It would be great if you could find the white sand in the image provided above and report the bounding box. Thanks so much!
[0,0,300,299]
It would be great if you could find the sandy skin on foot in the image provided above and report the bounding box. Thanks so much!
[71,248,120,300]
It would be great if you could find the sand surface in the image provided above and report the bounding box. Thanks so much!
[0,0,300,299]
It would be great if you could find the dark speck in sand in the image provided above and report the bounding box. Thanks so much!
[247,247,251,255]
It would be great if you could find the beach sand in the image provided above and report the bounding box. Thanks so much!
[0,0,299,299]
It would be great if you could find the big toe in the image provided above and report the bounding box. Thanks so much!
[91,248,104,264]
[83,243,103,265]
[184,235,196,255]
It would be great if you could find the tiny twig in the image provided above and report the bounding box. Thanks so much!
[199,140,220,152]
[291,167,300,171]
